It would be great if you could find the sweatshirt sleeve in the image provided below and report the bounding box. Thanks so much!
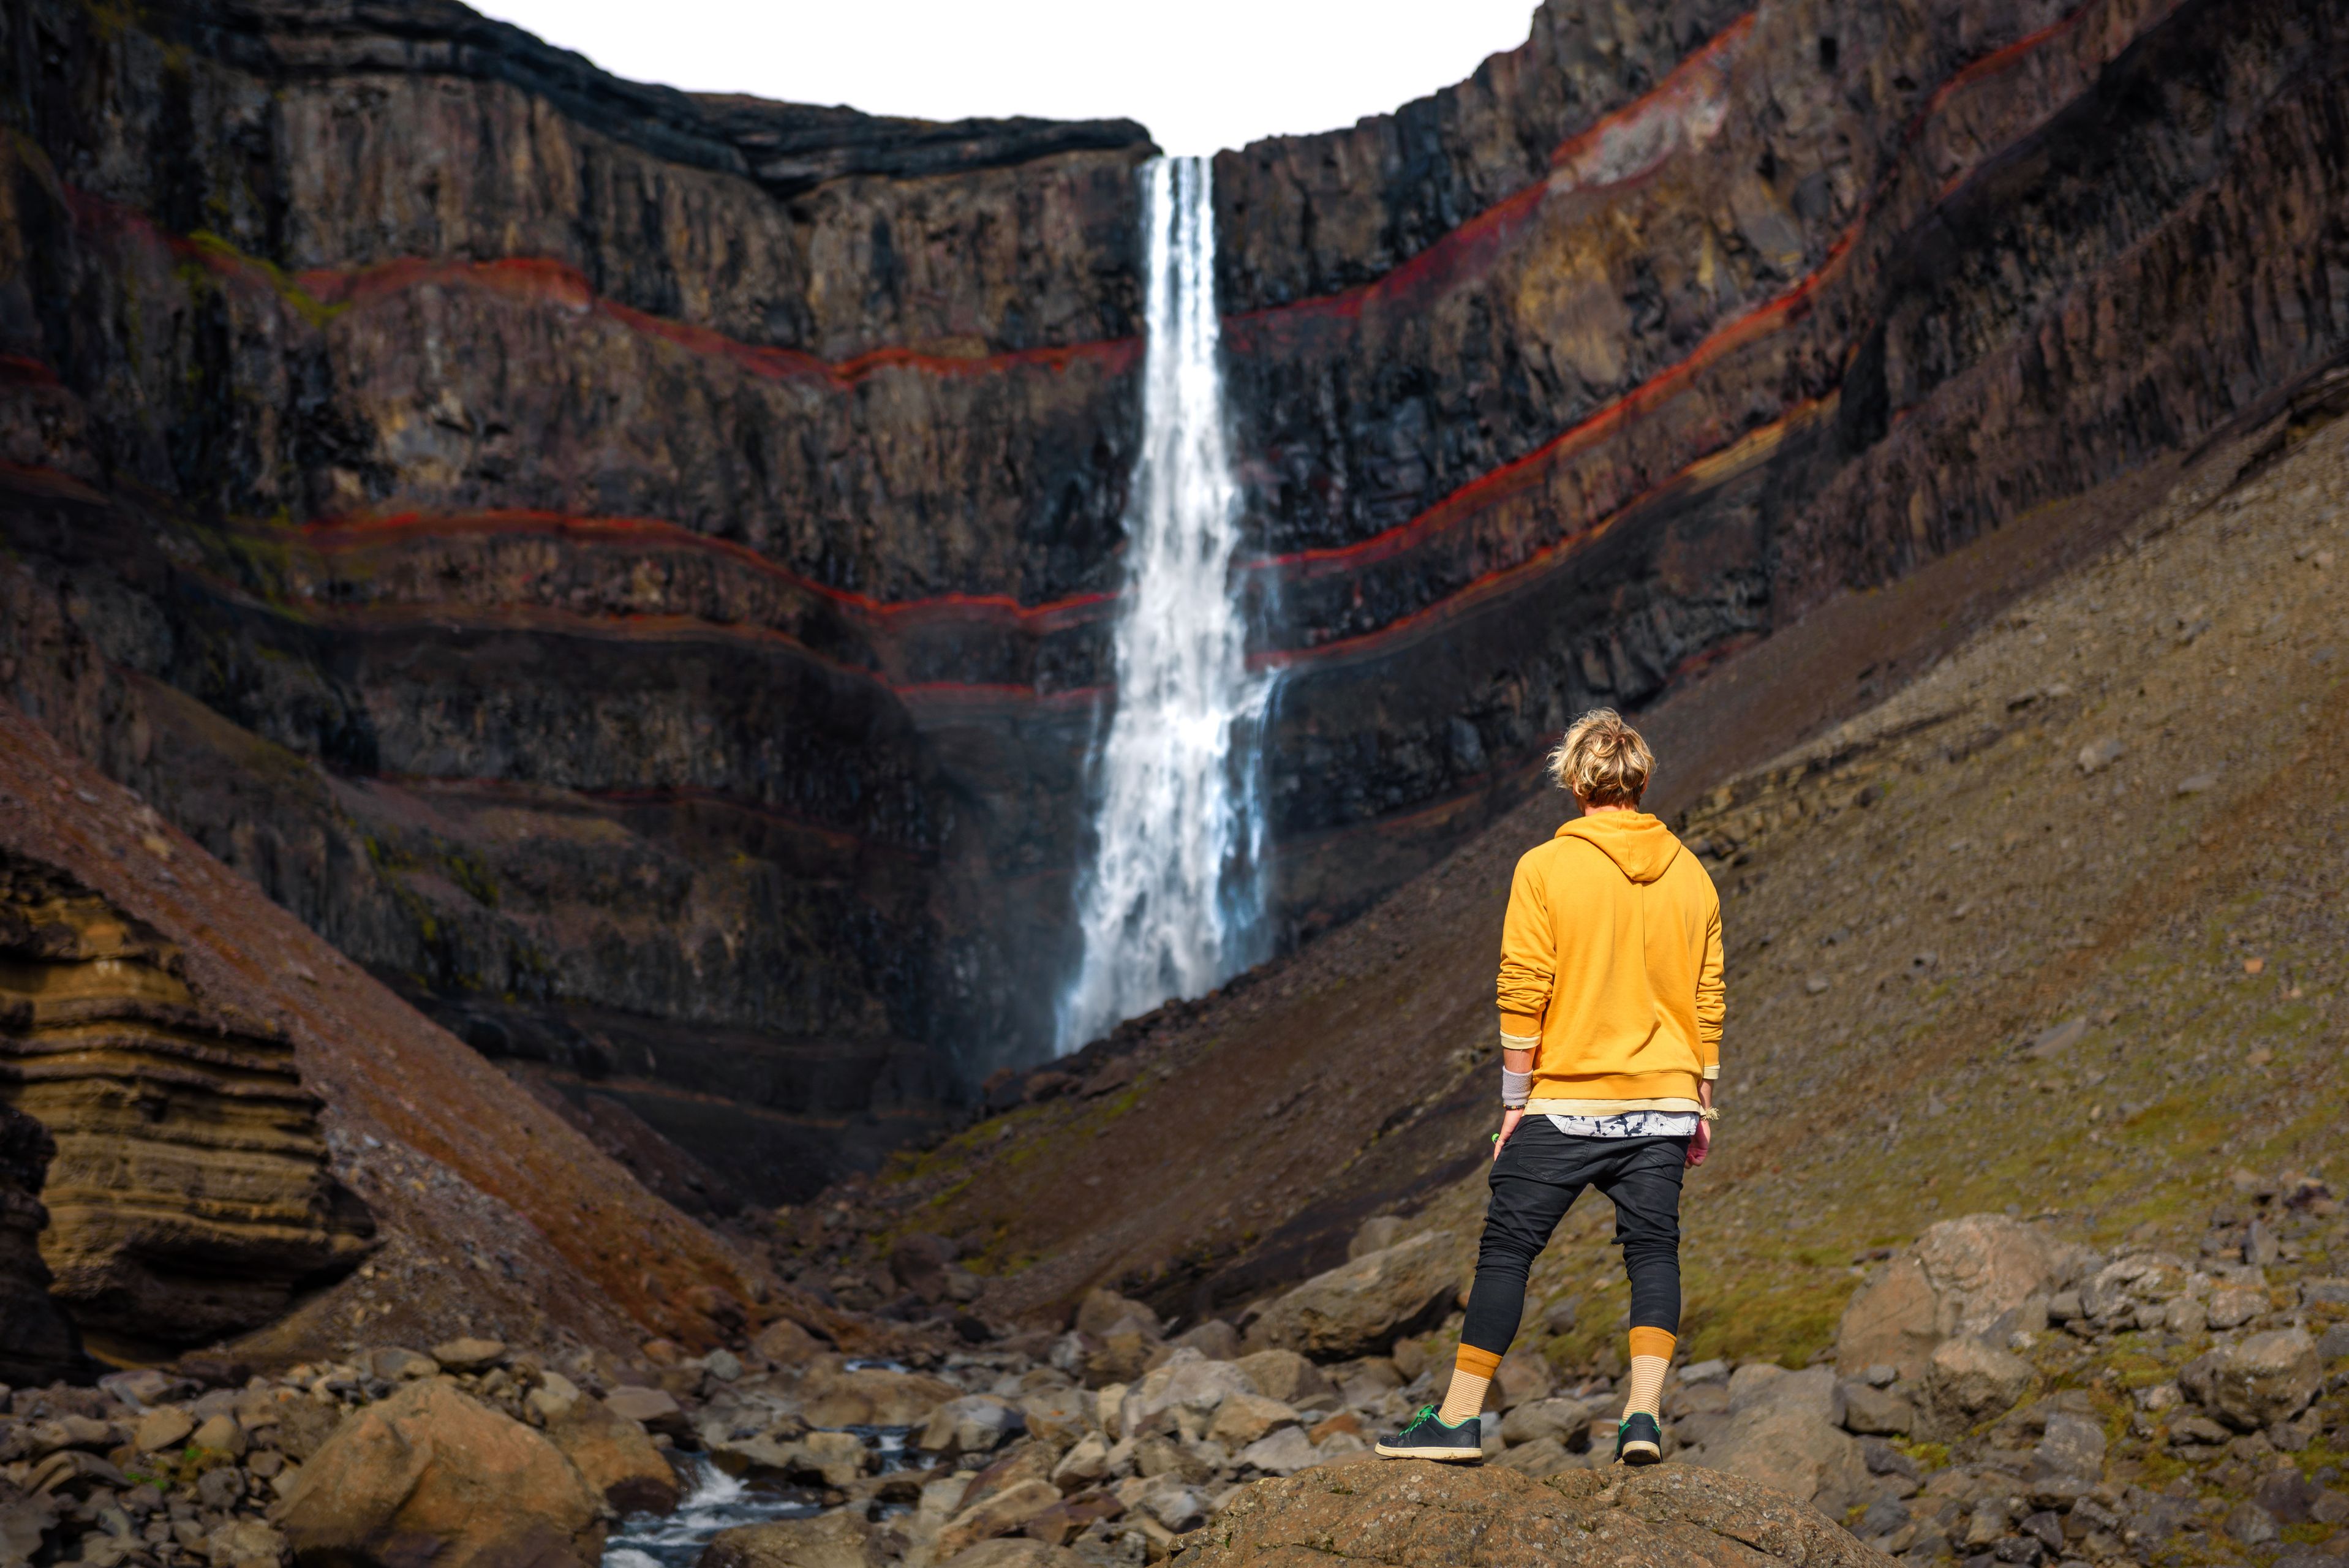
[1695,897,1724,1079]
[1495,850,1553,1039]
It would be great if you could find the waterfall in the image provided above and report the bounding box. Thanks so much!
[1055,156,1272,1056]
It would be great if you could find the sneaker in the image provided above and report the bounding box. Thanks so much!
[1614,1411,1663,1466]
[1374,1404,1484,1461]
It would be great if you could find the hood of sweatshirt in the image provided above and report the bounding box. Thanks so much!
[1557,811,1683,884]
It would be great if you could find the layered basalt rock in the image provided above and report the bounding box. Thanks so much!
[0,843,375,1352]
[0,1100,82,1384]
[0,0,1152,1192]
[3,0,2347,1204]
[1220,0,2349,903]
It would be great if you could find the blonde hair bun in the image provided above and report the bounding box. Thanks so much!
[1547,707,1654,806]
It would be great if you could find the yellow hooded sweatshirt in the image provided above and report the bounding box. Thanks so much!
[1496,811,1723,1112]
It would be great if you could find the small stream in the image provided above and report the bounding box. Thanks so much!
[603,1427,914,1567]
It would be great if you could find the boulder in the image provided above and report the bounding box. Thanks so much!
[1076,1288,1160,1338]
[432,1337,508,1373]
[2206,1284,2269,1329]
[703,1509,883,1568]
[1174,1458,1895,1568]
[932,1478,1064,1559]
[2078,1253,2192,1324]
[1120,1354,1260,1441]
[1917,1336,2034,1436]
[134,1406,196,1453]
[276,1379,603,1567]
[543,1395,681,1514]
[1242,1232,1461,1361]
[1492,1349,1555,1410]
[801,1362,962,1428]
[1493,1434,1572,1474]
[2181,1329,2320,1431]
[1836,1215,2064,1381]
[753,1317,825,1365]
[1689,1366,1866,1512]
[1841,1384,1913,1436]
[1731,1365,1842,1425]
[1231,1350,1332,1408]
[361,1346,437,1382]
[1019,1387,1095,1446]
[603,1384,689,1439]
[1207,1393,1300,1449]
[1051,1434,1111,1488]
[1082,1330,1156,1388]
[1235,1426,1321,1476]
[919,1395,1026,1457]
[1499,1398,1596,1447]
[955,1442,1059,1515]
[0,872,375,1352]
[2027,1411,2106,1504]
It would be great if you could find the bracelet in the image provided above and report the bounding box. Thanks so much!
[1699,1107,1719,1123]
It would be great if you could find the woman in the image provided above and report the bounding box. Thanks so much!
[1377,708,1722,1467]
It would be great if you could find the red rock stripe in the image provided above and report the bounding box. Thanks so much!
[1244,233,1858,584]
[289,254,1142,386]
[1237,0,2149,585]
[0,353,60,386]
[1253,398,1833,672]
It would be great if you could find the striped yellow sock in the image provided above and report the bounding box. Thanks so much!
[1624,1327,1675,1420]
[1439,1343,1502,1424]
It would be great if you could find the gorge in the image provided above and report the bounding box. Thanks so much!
[2,0,2347,1229]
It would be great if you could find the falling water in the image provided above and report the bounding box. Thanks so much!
[1056,156,1272,1055]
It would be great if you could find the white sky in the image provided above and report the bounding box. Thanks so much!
[472,1,1545,158]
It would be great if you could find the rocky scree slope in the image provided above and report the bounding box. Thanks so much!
[805,390,2343,1343]
[798,344,2345,1462]
[9,0,2349,1187]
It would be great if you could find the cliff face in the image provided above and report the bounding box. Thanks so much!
[0,0,1153,1199]
[1,0,2345,1204]
[1218,0,2349,922]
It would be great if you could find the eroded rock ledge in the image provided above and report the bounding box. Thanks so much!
[0,844,375,1354]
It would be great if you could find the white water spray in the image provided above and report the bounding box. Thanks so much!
[1057,156,1272,1055]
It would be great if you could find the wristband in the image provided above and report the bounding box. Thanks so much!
[1500,1065,1532,1109]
